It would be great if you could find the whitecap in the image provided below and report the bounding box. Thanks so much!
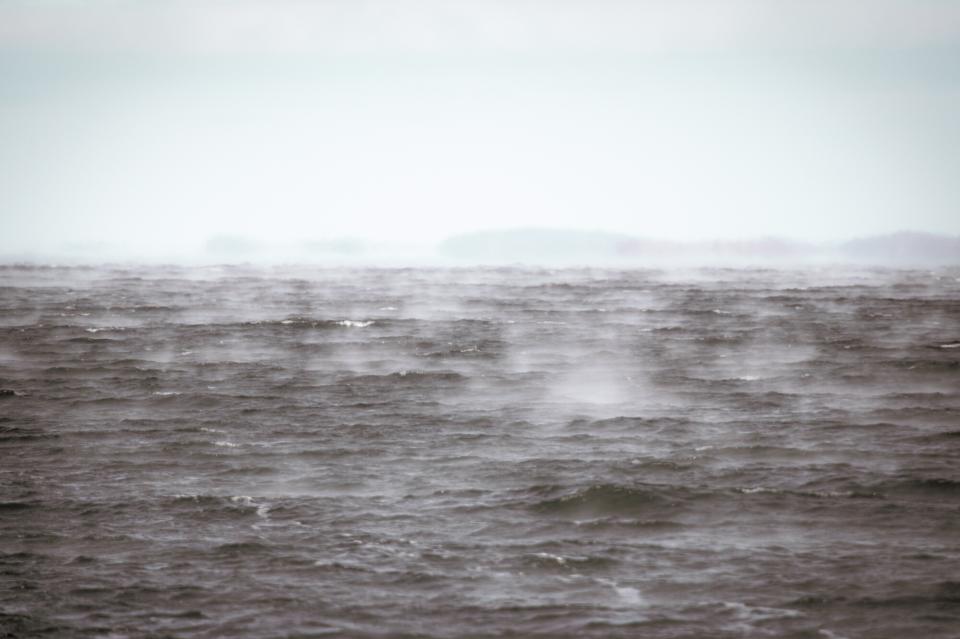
[214,440,239,448]
[739,487,783,495]
[533,552,567,565]
[337,320,373,328]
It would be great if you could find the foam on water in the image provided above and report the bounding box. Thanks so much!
[337,320,374,328]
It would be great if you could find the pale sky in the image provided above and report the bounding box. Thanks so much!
[1,0,959,257]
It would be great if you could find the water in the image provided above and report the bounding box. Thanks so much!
[2,264,959,638]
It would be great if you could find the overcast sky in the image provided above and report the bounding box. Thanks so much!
[2,0,959,257]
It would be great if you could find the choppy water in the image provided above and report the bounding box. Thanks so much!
[2,264,960,638]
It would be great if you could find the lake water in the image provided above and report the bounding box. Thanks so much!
[2,264,959,638]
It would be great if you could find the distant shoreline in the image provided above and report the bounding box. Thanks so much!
[2,230,958,267]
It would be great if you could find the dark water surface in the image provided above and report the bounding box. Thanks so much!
[2,264,959,638]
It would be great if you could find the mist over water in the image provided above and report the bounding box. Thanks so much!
[2,263,959,638]
[4,1,960,634]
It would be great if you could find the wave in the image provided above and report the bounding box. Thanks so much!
[530,484,680,517]
[0,501,36,512]
[235,317,376,330]
[733,486,884,499]
[166,494,270,519]
[855,581,960,607]
[212,541,273,557]
[341,370,467,384]
[572,518,686,532]
[882,477,960,497]
[518,552,618,572]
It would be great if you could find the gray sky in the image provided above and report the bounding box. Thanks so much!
[2,0,959,257]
